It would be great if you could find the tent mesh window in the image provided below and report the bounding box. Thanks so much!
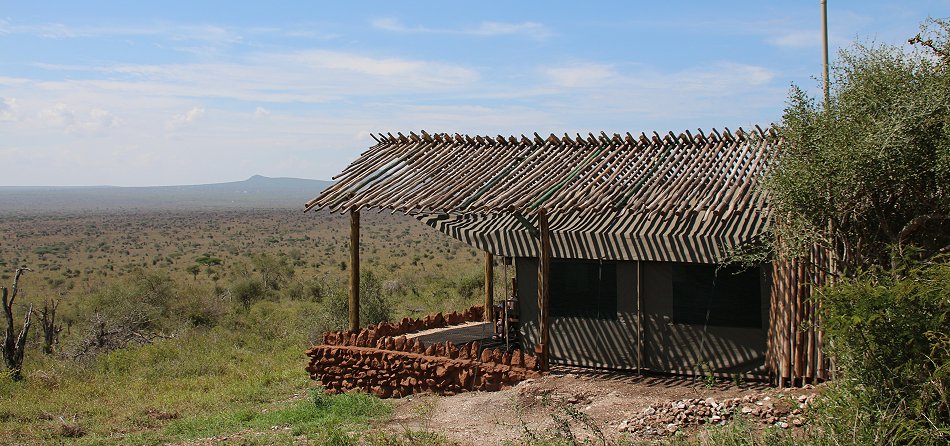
[672,263,762,328]
[550,260,618,319]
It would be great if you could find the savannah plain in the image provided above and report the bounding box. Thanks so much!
[0,204,493,445]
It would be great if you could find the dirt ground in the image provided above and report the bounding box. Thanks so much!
[380,366,812,445]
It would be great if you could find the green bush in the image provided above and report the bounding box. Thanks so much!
[326,270,392,329]
[230,277,267,309]
[820,261,949,444]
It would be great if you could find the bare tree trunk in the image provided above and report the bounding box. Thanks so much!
[35,297,62,355]
[2,267,33,381]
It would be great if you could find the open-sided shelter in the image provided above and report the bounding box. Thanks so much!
[305,128,828,385]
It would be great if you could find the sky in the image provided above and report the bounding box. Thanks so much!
[0,1,946,186]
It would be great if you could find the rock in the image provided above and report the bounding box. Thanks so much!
[511,350,524,368]
[393,336,407,351]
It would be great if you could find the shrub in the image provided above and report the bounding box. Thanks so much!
[326,271,392,329]
[230,278,266,309]
[819,261,949,444]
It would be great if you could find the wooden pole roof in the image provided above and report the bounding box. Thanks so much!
[305,126,781,219]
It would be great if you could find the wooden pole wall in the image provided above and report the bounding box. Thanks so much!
[349,208,360,331]
[537,209,551,371]
[766,242,831,387]
[484,252,494,324]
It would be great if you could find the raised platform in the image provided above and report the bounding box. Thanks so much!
[405,321,494,346]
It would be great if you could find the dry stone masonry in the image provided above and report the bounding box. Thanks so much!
[306,305,541,398]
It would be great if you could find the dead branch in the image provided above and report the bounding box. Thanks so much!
[3,267,34,380]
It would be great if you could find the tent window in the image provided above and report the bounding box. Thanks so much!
[550,260,617,319]
[672,263,762,328]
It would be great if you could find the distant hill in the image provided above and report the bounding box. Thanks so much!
[0,175,332,214]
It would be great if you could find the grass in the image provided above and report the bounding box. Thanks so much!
[0,209,492,445]
[0,320,393,445]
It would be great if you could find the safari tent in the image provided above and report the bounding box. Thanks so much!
[305,128,828,385]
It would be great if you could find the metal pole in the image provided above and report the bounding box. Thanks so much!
[821,0,830,109]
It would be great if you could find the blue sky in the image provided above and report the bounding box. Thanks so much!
[0,1,945,186]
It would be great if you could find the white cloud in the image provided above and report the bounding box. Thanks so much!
[371,18,414,32]
[273,50,479,85]
[768,30,822,49]
[36,103,119,135]
[77,108,119,134]
[372,18,552,40]
[166,106,205,130]
[253,106,271,119]
[38,103,75,128]
[0,97,20,121]
[545,64,617,88]
[21,49,479,105]
[472,21,551,39]
[0,20,244,43]
[167,24,242,44]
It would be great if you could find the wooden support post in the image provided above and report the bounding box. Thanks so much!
[537,209,551,371]
[349,208,360,331]
[636,260,642,372]
[484,252,494,324]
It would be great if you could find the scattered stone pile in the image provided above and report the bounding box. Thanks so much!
[307,305,542,398]
[322,305,485,347]
[615,391,816,437]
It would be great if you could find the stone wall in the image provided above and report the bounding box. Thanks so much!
[320,305,485,347]
[306,305,541,398]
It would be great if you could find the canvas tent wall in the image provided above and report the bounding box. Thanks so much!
[419,210,772,376]
[304,128,827,384]
[514,258,770,376]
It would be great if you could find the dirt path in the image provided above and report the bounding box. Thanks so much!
[380,366,794,445]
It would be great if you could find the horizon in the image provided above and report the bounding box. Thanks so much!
[2,1,944,186]
[0,174,329,189]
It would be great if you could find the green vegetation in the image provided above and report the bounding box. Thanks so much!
[766,19,949,273]
[816,262,949,445]
[759,18,950,446]
[0,208,490,444]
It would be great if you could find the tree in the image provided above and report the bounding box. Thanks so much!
[2,267,33,381]
[186,264,201,280]
[35,296,63,355]
[766,19,949,276]
[766,20,950,445]
[326,270,391,329]
[249,253,293,290]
